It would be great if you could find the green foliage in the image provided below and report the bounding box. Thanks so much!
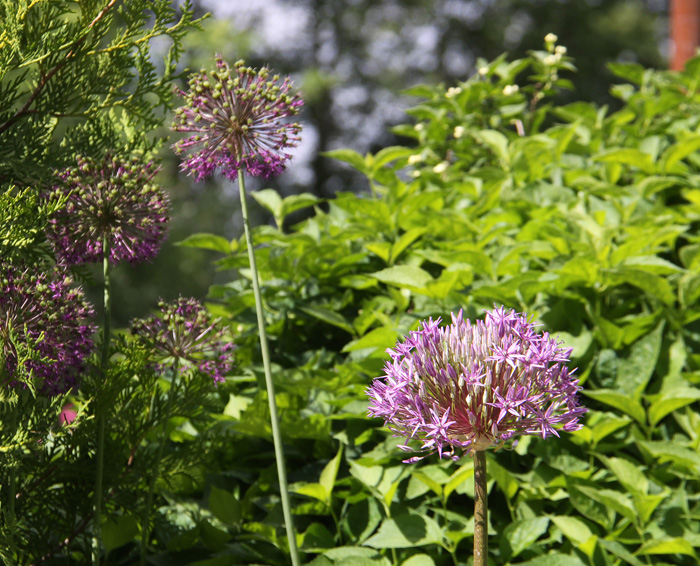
[180,48,700,565]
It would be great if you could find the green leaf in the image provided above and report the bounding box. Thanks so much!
[616,322,664,399]
[342,499,382,543]
[603,267,675,306]
[280,193,322,221]
[444,461,474,499]
[390,228,427,263]
[584,389,645,426]
[474,129,510,165]
[661,135,700,172]
[401,554,436,566]
[208,486,241,526]
[319,445,343,502]
[550,516,593,547]
[594,148,654,174]
[101,515,138,551]
[500,517,550,559]
[251,188,283,219]
[363,513,443,549]
[176,233,231,253]
[372,146,415,170]
[301,522,335,550]
[637,441,700,473]
[292,482,329,503]
[299,305,355,334]
[514,554,586,566]
[648,387,700,426]
[600,456,649,496]
[370,265,433,289]
[573,485,636,523]
[342,326,400,355]
[324,149,369,173]
[598,539,645,566]
[637,538,697,557]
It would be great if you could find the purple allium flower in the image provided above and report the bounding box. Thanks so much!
[46,154,169,266]
[172,56,303,181]
[0,262,96,395]
[366,307,586,461]
[130,297,235,384]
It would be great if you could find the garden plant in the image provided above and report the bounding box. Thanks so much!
[1,2,700,566]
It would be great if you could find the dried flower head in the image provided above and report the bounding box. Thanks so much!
[0,262,96,395]
[130,298,235,384]
[46,154,169,266]
[172,56,303,182]
[367,307,586,461]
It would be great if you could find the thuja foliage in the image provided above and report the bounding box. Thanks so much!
[0,1,238,564]
[177,43,700,565]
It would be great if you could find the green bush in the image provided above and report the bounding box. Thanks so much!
[180,42,700,565]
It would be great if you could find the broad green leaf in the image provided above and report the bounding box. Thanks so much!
[500,517,550,559]
[574,485,636,522]
[370,265,433,289]
[208,487,241,526]
[280,193,322,222]
[299,305,355,334]
[390,228,427,263]
[301,523,335,550]
[637,538,696,557]
[584,389,645,426]
[616,322,664,399]
[600,456,648,495]
[251,188,283,219]
[594,148,654,174]
[514,554,586,566]
[603,267,675,306]
[599,539,645,566]
[323,546,386,562]
[363,513,443,549]
[637,441,700,473]
[550,516,593,547]
[444,461,474,498]
[342,499,382,543]
[487,456,519,499]
[292,482,329,503]
[324,149,369,173]
[401,554,435,566]
[372,146,415,170]
[342,326,400,354]
[319,445,343,502]
[648,387,700,426]
[101,515,138,551]
[474,129,510,165]
[661,135,700,172]
[567,481,615,528]
[176,233,231,253]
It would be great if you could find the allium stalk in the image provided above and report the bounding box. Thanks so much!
[366,307,586,566]
[0,261,95,395]
[46,154,169,266]
[172,57,303,566]
[130,298,235,563]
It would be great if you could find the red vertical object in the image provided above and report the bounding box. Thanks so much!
[671,0,700,70]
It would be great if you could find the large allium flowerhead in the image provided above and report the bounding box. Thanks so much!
[0,262,96,396]
[367,307,586,462]
[171,56,303,181]
[46,154,169,266]
[130,297,235,384]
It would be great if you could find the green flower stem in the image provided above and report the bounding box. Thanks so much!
[237,169,300,566]
[140,360,180,565]
[92,235,111,566]
[473,450,488,566]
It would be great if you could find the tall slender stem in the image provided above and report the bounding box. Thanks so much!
[92,235,111,565]
[473,450,488,566]
[140,361,180,565]
[237,169,300,566]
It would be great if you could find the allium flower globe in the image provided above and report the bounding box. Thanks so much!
[172,56,303,181]
[367,307,586,461]
[0,262,95,395]
[46,154,169,265]
[130,298,235,384]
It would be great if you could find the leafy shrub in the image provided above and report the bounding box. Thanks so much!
[182,43,700,565]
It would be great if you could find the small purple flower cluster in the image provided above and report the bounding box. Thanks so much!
[367,307,586,461]
[172,57,303,181]
[46,154,169,266]
[130,297,235,384]
[0,262,95,395]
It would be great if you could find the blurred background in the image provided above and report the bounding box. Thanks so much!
[102,0,669,327]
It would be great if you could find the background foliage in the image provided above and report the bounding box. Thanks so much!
[2,1,700,565]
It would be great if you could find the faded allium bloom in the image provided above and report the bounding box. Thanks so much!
[367,307,586,461]
[130,298,235,384]
[0,262,95,395]
[46,154,169,266]
[172,56,303,181]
